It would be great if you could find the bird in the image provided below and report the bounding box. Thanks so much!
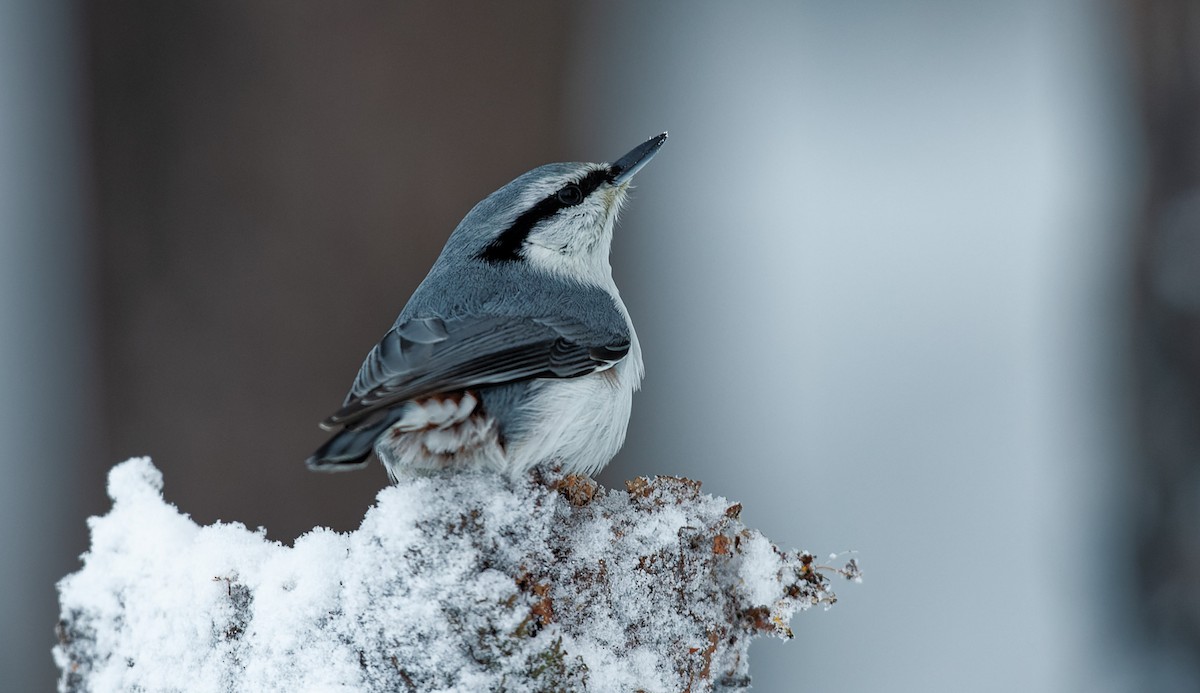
[307,133,667,481]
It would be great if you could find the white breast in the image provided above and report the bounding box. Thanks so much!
[502,292,643,476]
[504,348,641,477]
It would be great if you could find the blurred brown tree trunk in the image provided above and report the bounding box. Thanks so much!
[1130,0,1200,683]
[86,2,573,540]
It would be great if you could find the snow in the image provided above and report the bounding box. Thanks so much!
[56,459,851,692]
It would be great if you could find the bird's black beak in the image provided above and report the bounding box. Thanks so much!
[608,132,667,185]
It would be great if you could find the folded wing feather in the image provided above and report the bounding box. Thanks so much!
[321,314,630,429]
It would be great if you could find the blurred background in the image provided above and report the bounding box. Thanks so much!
[3,0,1199,690]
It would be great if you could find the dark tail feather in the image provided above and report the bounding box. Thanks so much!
[306,409,403,472]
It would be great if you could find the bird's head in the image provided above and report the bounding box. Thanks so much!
[441,133,666,287]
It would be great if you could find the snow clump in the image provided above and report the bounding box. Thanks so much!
[55,458,852,692]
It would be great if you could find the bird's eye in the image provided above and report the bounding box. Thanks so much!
[556,184,585,206]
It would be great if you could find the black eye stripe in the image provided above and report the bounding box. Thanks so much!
[479,168,610,263]
[560,169,608,203]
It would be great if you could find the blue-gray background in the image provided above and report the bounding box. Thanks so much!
[4,1,1196,690]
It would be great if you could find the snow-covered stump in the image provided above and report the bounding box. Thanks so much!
[55,459,857,692]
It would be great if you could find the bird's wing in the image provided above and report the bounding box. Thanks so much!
[320,314,630,429]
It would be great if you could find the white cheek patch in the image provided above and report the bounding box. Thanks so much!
[523,189,626,288]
